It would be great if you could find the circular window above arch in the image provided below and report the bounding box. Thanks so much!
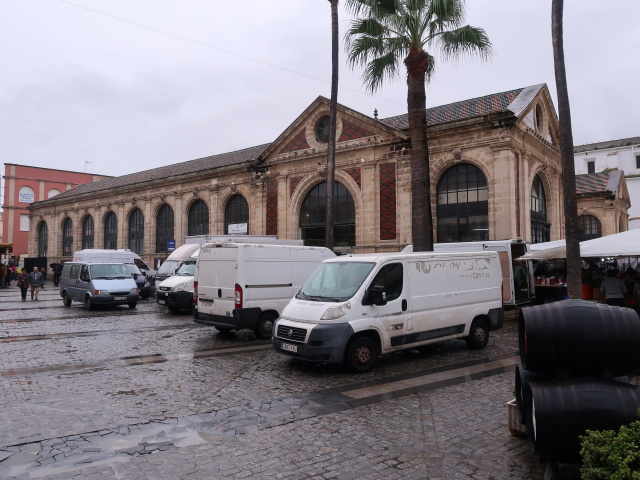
[315,115,331,143]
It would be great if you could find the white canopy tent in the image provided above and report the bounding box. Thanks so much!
[520,229,640,261]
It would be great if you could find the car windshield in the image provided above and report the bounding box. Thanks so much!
[157,260,179,276]
[89,264,132,279]
[175,261,196,276]
[125,264,142,275]
[297,261,375,302]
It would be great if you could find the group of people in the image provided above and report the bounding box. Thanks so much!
[15,267,45,301]
[0,263,16,288]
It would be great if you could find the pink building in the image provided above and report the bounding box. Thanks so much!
[1,164,110,263]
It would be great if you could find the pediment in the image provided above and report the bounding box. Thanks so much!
[511,84,561,149]
[255,96,407,167]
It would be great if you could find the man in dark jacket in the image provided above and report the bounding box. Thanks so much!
[29,267,44,300]
[50,263,63,287]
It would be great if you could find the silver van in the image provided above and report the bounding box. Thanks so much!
[60,262,140,310]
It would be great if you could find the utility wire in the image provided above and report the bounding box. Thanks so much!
[55,0,404,107]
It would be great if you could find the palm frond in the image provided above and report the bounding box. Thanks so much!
[438,25,493,62]
[362,51,402,92]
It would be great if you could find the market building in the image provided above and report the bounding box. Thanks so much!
[27,83,619,267]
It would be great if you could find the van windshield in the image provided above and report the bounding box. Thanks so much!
[89,264,132,279]
[297,262,375,302]
[175,261,196,276]
[158,260,179,276]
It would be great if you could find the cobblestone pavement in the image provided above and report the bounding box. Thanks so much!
[0,286,545,479]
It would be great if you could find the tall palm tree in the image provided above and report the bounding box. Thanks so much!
[344,0,491,251]
[325,0,339,251]
[552,0,581,299]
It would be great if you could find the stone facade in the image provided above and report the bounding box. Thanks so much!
[28,84,588,267]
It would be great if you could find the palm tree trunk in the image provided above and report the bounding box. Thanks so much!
[405,49,434,252]
[552,0,581,299]
[325,0,339,251]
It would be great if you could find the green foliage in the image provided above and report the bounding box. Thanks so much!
[580,421,640,480]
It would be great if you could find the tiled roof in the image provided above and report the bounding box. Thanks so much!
[575,171,621,195]
[46,144,270,201]
[379,88,524,130]
[574,136,640,154]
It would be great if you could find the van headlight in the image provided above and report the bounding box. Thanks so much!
[130,288,139,294]
[321,301,351,320]
[171,282,187,292]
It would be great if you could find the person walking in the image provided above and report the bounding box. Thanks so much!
[0,263,5,288]
[28,267,44,300]
[17,268,30,301]
[6,264,15,286]
[599,269,628,307]
[50,263,63,287]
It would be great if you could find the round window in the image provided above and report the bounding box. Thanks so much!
[315,116,331,143]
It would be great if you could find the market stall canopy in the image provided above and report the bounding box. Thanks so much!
[520,229,640,260]
[528,239,566,251]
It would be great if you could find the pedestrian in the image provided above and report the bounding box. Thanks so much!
[0,263,5,288]
[28,267,44,300]
[50,263,63,287]
[6,264,14,286]
[16,268,30,301]
[513,261,528,300]
[599,269,628,307]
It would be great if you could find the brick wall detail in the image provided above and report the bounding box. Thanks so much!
[266,178,278,236]
[290,176,304,197]
[343,168,361,188]
[338,121,375,142]
[280,129,310,154]
[379,163,396,240]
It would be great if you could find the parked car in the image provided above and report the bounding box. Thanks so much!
[155,257,197,313]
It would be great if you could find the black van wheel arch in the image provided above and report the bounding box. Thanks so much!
[85,295,95,311]
[62,291,72,307]
[344,335,379,373]
[255,312,277,339]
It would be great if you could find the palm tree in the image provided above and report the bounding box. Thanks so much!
[552,0,581,299]
[325,0,339,251]
[344,0,491,251]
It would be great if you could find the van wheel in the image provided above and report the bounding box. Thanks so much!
[466,318,489,350]
[85,296,94,311]
[168,305,181,313]
[345,336,378,373]
[255,312,277,339]
[128,302,137,309]
[63,292,72,307]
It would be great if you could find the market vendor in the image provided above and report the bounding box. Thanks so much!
[599,269,627,307]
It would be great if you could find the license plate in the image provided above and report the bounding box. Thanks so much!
[114,296,126,301]
[158,299,165,305]
[281,342,298,353]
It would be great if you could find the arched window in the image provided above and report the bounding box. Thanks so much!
[62,218,73,256]
[225,195,249,234]
[188,199,209,236]
[300,181,355,248]
[578,215,602,241]
[128,208,144,254]
[531,176,550,244]
[436,164,488,242]
[82,215,94,249]
[156,204,174,253]
[38,222,48,257]
[104,212,117,249]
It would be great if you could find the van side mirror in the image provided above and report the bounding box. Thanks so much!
[365,285,387,306]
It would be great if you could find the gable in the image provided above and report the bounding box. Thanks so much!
[512,84,560,148]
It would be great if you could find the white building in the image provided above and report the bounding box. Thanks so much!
[574,136,640,229]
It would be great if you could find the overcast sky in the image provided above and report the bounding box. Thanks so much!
[1,0,639,180]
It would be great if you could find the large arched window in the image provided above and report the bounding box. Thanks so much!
[38,222,48,257]
[225,195,249,234]
[188,199,209,236]
[531,176,550,244]
[128,208,144,254]
[62,218,73,256]
[578,215,602,241]
[104,212,117,249]
[156,204,174,253]
[82,215,94,249]
[436,164,488,242]
[300,181,355,248]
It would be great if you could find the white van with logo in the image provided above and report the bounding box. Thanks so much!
[194,243,335,338]
[273,251,504,373]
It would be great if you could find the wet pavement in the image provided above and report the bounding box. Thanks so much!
[0,286,545,479]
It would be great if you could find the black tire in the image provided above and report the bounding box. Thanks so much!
[168,305,181,313]
[345,336,378,373]
[63,292,72,307]
[128,302,137,309]
[216,327,232,333]
[85,296,94,311]
[255,312,277,339]
[141,293,149,300]
[466,318,489,350]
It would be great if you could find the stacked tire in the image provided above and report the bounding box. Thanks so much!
[516,299,640,463]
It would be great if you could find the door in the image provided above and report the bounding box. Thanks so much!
[77,264,91,300]
[364,262,410,352]
[67,264,82,300]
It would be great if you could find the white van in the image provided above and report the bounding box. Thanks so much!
[155,254,198,313]
[155,244,201,284]
[194,243,335,338]
[433,239,534,308]
[273,251,504,373]
[72,249,157,284]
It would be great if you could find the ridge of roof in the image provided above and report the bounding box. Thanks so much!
[574,136,640,153]
[575,171,615,195]
[379,87,526,130]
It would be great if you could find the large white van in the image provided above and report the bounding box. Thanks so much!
[155,244,200,284]
[72,249,157,283]
[155,254,198,313]
[194,243,335,338]
[273,251,504,373]
[433,239,534,308]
